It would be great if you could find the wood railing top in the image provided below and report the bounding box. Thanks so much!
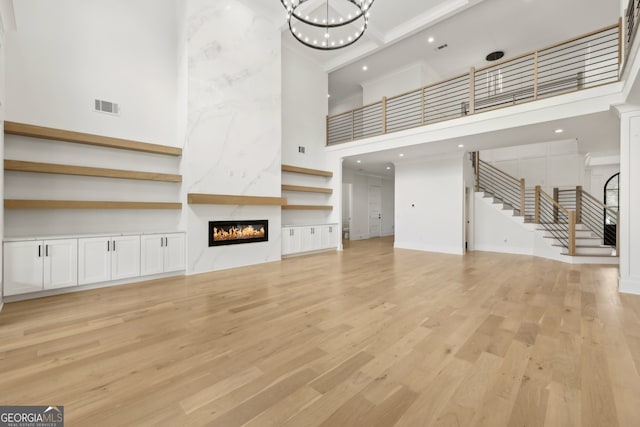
[479,159,521,184]
[4,121,182,157]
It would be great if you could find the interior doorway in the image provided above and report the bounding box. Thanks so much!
[368,178,382,238]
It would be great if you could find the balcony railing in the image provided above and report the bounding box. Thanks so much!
[327,23,621,146]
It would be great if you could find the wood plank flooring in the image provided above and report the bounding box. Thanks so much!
[1,237,639,426]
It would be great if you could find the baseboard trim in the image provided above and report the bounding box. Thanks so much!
[474,245,533,256]
[619,277,640,295]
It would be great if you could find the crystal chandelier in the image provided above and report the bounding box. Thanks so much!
[281,0,375,51]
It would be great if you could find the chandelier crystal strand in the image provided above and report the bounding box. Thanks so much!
[281,0,375,51]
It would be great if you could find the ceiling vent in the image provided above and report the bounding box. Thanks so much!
[94,99,120,115]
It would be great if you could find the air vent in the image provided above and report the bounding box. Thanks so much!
[94,99,120,115]
[298,146,306,154]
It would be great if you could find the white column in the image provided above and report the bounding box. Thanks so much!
[619,108,640,294]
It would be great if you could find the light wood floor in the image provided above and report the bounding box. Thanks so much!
[1,237,640,426]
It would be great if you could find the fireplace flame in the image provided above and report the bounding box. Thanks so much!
[213,225,265,241]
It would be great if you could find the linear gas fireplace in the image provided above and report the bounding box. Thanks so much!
[209,220,268,247]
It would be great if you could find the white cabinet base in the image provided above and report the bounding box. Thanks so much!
[282,224,338,257]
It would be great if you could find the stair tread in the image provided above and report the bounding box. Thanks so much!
[552,244,612,248]
[560,253,619,257]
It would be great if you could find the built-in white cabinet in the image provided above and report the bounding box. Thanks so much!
[3,239,78,296]
[78,235,141,285]
[140,233,186,276]
[3,231,185,298]
[282,224,338,256]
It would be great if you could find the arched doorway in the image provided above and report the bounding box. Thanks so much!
[603,173,619,246]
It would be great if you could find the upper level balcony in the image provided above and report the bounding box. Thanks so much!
[326,18,631,146]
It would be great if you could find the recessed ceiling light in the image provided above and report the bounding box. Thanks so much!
[555,129,564,133]
[356,160,361,163]
[386,166,391,170]
[362,65,368,71]
[458,144,464,148]
[427,37,435,43]
[327,94,330,98]
[399,153,404,157]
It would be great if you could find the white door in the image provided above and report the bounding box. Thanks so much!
[78,237,111,285]
[3,241,43,296]
[141,234,165,276]
[111,235,141,280]
[368,180,382,238]
[164,233,186,273]
[43,239,78,290]
[342,183,353,240]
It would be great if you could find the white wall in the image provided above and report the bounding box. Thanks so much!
[329,92,362,116]
[6,0,179,146]
[282,42,327,170]
[183,0,282,274]
[481,139,585,194]
[0,22,5,307]
[362,62,424,105]
[281,40,336,227]
[394,154,465,255]
[4,0,182,237]
[618,109,640,294]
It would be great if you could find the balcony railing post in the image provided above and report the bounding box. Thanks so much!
[421,88,426,124]
[533,51,539,100]
[576,186,583,224]
[619,16,623,73]
[475,153,481,192]
[382,97,387,134]
[351,110,355,142]
[568,210,576,256]
[520,178,526,216]
[325,115,329,146]
[469,67,475,115]
[553,187,559,223]
[534,185,541,223]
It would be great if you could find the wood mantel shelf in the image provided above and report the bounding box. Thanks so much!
[282,204,333,211]
[4,121,182,157]
[4,160,182,182]
[4,200,182,210]
[281,164,333,177]
[187,193,287,206]
[281,184,332,194]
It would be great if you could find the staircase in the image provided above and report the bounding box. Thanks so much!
[474,154,618,264]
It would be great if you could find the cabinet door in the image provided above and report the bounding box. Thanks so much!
[164,233,186,273]
[290,227,303,254]
[282,228,293,255]
[43,239,78,290]
[111,235,141,280]
[302,227,322,252]
[141,234,165,276]
[78,237,111,285]
[321,225,338,249]
[3,241,43,296]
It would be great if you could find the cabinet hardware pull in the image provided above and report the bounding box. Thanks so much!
[38,245,41,257]
[165,237,168,246]
[45,244,49,257]
[113,240,116,251]
[107,240,110,251]
[161,237,164,247]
